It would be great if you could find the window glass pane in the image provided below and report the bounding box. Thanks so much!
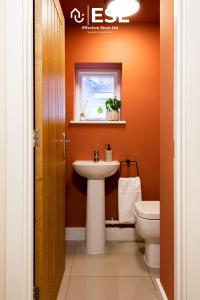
[81,76,115,120]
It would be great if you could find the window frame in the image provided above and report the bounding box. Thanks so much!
[74,69,122,121]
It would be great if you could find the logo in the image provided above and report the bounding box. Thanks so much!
[70,6,130,25]
[70,8,85,23]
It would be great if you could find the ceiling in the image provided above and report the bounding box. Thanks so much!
[60,0,160,24]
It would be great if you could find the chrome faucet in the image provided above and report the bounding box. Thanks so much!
[93,150,99,162]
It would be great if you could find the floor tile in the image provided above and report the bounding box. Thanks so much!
[107,241,145,254]
[65,241,77,254]
[65,241,77,276]
[66,276,158,300]
[147,266,160,277]
[57,242,77,299]
[71,242,148,277]
[56,274,69,300]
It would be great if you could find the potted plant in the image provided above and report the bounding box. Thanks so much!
[105,97,121,121]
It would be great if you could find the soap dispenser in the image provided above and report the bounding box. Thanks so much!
[105,144,112,162]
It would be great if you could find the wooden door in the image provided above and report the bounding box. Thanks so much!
[34,0,66,299]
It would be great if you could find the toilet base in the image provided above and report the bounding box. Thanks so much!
[144,241,160,269]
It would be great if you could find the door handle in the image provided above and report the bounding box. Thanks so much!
[63,133,70,157]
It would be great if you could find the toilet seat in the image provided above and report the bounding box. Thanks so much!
[134,201,160,220]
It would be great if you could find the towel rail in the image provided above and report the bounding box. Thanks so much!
[106,159,139,228]
[105,219,135,228]
[120,159,139,177]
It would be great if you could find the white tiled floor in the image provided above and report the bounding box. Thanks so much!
[57,241,159,300]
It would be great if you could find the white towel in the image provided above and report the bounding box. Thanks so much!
[118,177,142,223]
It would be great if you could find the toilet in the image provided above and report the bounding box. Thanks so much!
[134,201,160,269]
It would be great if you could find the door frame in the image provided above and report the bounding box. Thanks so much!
[174,0,200,299]
[0,0,33,299]
[174,0,186,298]
[0,1,6,298]
[0,0,199,299]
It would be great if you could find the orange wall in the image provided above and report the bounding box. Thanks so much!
[65,24,160,227]
[160,0,174,299]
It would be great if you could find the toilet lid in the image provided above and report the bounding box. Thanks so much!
[134,201,160,220]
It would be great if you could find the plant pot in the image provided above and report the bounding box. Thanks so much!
[106,111,119,121]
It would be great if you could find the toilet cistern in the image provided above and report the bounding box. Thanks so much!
[72,160,120,254]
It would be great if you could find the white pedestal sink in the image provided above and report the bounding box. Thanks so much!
[72,160,120,254]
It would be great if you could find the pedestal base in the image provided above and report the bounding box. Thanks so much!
[86,179,106,254]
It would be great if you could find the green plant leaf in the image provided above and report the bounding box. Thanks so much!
[105,97,121,111]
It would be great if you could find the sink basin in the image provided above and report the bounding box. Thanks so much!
[72,160,120,255]
[72,160,120,179]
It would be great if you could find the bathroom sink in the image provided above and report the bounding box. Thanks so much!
[72,160,120,255]
[72,160,120,179]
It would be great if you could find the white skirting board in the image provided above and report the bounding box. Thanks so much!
[65,227,142,242]
[154,279,168,300]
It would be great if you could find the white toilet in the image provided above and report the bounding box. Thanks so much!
[134,201,160,269]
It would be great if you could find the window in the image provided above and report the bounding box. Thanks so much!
[75,69,121,121]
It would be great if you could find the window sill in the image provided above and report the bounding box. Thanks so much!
[70,121,126,125]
